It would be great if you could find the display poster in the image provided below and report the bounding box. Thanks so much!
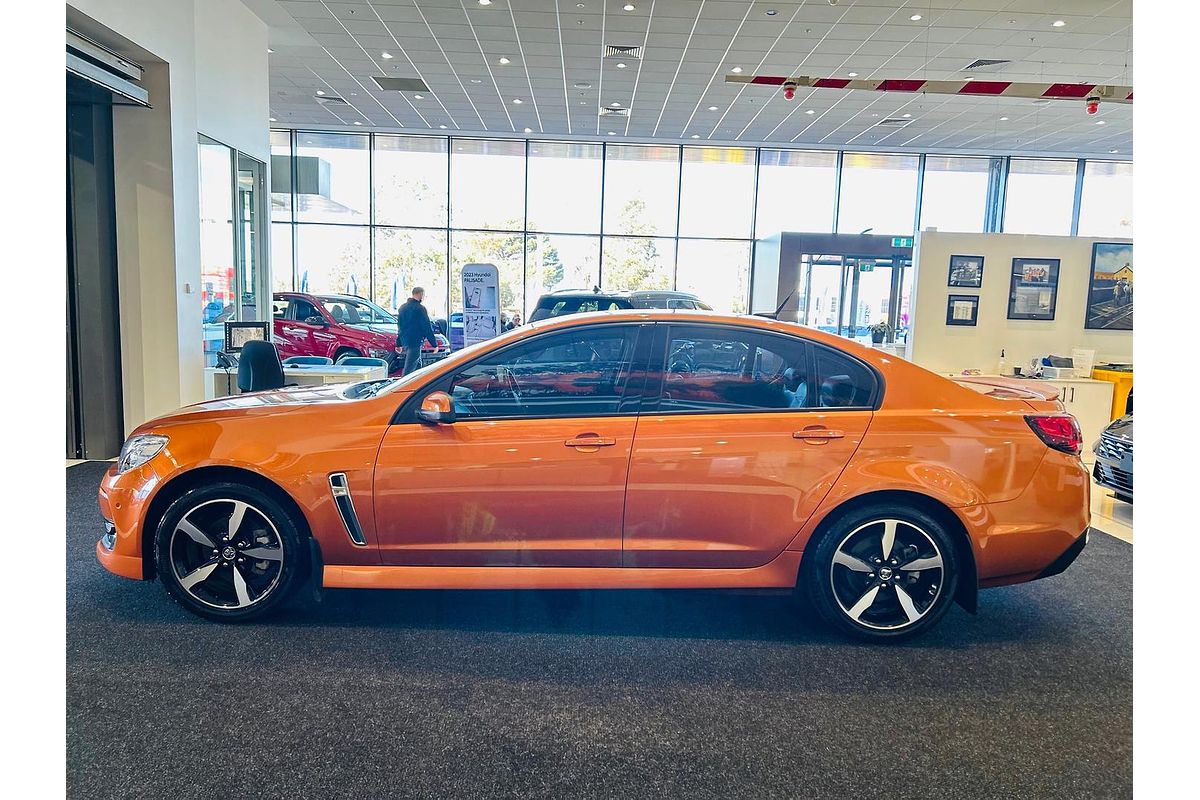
[461,262,501,346]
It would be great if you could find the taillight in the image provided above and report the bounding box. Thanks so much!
[1025,414,1082,455]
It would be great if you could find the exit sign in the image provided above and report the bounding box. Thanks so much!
[891,236,914,248]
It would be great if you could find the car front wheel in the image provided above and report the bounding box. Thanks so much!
[154,482,305,622]
[802,504,959,641]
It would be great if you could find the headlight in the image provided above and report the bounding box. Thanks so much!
[117,434,168,474]
[367,347,393,359]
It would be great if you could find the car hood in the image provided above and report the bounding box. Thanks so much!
[145,384,358,427]
[1103,414,1132,441]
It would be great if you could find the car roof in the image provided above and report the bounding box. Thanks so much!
[537,289,701,301]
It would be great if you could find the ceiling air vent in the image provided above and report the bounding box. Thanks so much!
[599,107,631,117]
[962,58,1011,71]
[372,76,430,92]
[314,95,350,106]
[876,117,913,127]
[605,44,642,59]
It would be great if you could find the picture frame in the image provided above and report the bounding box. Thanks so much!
[224,320,271,353]
[947,254,984,288]
[1006,258,1060,321]
[946,294,979,326]
[1084,242,1133,330]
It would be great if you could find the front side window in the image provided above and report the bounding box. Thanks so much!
[659,327,811,412]
[447,327,639,419]
[318,296,396,327]
[289,298,320,323]
[813,345,877,408]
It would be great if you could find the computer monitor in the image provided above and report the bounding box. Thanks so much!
[224,321,270,353]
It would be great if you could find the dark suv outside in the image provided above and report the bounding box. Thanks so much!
[528,289,712,322]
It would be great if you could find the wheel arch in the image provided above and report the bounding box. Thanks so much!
[141,465,317,582]
[798,489,979,614]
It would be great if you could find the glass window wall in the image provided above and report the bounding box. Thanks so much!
[450,138,525,230]
[836,153,920,236]
[754,149,837,236]
[294,132,370,224]
[1003,158,1077,235]
[375,135,448,228]
[1078,161,1133,238]
[527,142,602,233]
[679,146,756,239]
[602,144,680,237]
[919,155,989,233]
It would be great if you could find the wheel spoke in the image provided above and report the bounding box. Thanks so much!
[231,565,253,607]
[880,520,898,560]
[179,560,219,590]
[894,584,923,623]
[242,546,282,562]
[833,550,874,573]
[846,585,881,622]
[226,501,249,542]
[177,518,216,548]
[901,554,943,572]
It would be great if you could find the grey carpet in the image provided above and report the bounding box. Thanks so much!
[67,461,1131,799]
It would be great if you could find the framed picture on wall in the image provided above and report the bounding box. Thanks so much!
[1084,242,1133,330]
[947,255,984,288]
[1007,258,1060,320]
[946,294,979,326]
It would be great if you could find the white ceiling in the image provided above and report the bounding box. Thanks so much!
[263,0,1132,157]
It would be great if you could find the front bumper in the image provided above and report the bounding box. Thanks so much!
[96,461,165,581]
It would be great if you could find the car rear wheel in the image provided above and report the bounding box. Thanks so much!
[154,482,305,622]
[334,347,361,364]
[801,503,958,641]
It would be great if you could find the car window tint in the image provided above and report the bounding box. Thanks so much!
[660,327,810,412]
[814,346,877,408]
[449,327,638,419]
[290,299,319,322]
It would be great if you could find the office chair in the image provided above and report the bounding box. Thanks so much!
[237,341,285,393]
[336,356,389,368]
[282,355,334,366]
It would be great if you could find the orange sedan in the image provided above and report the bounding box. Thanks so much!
[98,311,1090,640]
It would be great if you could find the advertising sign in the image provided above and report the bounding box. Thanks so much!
[461,262,500,347]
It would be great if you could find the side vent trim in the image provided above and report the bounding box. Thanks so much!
[329,473,367,546]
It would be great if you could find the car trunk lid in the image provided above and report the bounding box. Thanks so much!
[951,376,1065,412]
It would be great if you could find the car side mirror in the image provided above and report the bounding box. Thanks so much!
[417,390,455,424]
[304,315,328,327]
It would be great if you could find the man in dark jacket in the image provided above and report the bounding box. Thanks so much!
[396,287,438,375]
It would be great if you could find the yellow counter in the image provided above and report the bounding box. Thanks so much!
[1091,367,1133,420]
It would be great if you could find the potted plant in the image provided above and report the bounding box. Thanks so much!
[868,321,892,344]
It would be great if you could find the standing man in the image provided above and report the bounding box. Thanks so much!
[397,286,438,375]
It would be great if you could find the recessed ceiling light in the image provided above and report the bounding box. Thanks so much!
[623,3,636,11]
[470,79,483,84]
[707,105,718,111]
[1000,116,1009,121]
[610,102,622,108]
[617,62,627,68]
[478,0,492,5]
[731,66,743,73]
[498,57,511,65]
[574,82,592,89]
[577,3,585,7]
[353,121,362,125]
[524,127,532,133]
[910,14,922,21]
[267,48,274,54]
[766,9,778,15]
[902,112,912,118]
[439,124,447,129]
[1109,149,1118,154]
[805,109,815,115]
[1053,20,1066,27]
[316,90,326,96]
[381,51,393,59]
[1096,119,1106,125]
[269,117,277,122]
[691,134,700,138]
[848,72,858,77]
[414,94,424,99]
[513,98,523,104]
[608,131,616,135]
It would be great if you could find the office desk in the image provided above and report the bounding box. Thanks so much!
[204,364,389,399]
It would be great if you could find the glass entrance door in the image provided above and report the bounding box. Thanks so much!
[796,253,910,342]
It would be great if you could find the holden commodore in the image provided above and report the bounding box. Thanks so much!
[98,311,1090,640]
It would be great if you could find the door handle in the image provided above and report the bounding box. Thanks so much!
[793,428,845,441]
[565,435,617,448]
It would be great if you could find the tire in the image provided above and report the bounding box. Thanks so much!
[154,481,306,623]
[333,347,361,364]
[801,503,959,642]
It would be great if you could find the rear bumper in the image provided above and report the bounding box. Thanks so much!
[1035,527,1089,580]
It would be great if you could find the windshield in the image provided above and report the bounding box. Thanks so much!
[318,296,396,326]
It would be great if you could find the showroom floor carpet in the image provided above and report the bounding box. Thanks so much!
[67,461,1131,799]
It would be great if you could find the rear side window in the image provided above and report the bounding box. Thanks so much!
[658,326,811,412]
[813,345,878,408]
[289,298,320,322]
[272,299,288,318]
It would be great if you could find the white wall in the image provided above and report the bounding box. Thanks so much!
[909,231,1133,374]
[68,0,268,430]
